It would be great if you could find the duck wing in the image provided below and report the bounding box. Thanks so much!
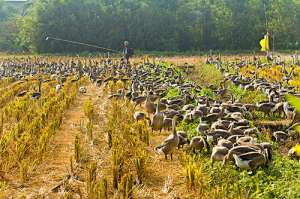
[162,134,176,144]
[237,152,264,161]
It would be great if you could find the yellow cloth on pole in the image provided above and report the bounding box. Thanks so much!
[260,33,270,52]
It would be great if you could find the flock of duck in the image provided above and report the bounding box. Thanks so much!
[97,57,299,174]
[0,57,90,99]
[1,56,299,175]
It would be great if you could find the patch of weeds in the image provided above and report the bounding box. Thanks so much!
[228,84,267,104]
[253,111,282,121]
[178,120,199,139]
[192,152,300,198]
[190,64,223,87]
[166,87,181,99]
[198,88,215,99]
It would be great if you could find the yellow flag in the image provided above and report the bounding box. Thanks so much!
[260,33,269,52]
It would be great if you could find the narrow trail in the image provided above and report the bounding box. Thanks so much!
[7,83,102,198]
[139,132,188,199]
[6,83,190,198]
[132,114,189,198]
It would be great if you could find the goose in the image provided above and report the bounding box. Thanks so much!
[189,135,210,153]
[244,104,256,112]
[31,79,42,100]
[228,123,245,135]
[233,150,267,173]
[196,103,209,115]
[207,128,231,139]
[182,104,195,111]
[134,112,146,121]
[145,94,156,115]
[151,101,164,132]
[132,96,147,108]
[256,102,275,116]
[243,128,258,136]
[236,136,256,145]
[191,110,203,120]
[183,112,193,123]
[196,121,210,135]
[273,131,289,142]
[163,117,173,130]
[155,117,179,160]
[169,94,187,107]
[158,102,167,111]
[283,102,296,120]
[211,146,229,164]
[177,131,190,149]
[211,120,230,130]
[227,135,245,143]
[162,109,180,119]
[217,139,233,149]
[222,145,263,166]
[202,113,220,124]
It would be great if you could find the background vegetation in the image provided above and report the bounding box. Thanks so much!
[0,0,300,53]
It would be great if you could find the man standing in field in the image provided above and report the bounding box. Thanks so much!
[123,41,134,64]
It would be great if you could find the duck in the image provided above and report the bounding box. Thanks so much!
[211,146,229,164]
[155,116,179,160]
[217,139,233,149]
[189,135,210,153]
[163,117,173,130]
[222,145,263,166]
[134,111,146,121]
[232,150,268,173]
[145,93,156,115]
[236,136,256,145]
[256,102,275,117]
[177,131,189,149]
[283,102,295,120]
[132,96,147,108]
[273,131,289,142]
[196,121,210,134]
[151,101,164,132]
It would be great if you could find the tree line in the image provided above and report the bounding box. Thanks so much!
[0,0,299,53]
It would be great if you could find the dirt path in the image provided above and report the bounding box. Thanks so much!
[7,83,103,198]
[137,132,190,199]
[5,83,192,198]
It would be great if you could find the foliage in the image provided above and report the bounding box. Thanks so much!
[178,120,199,139]
[189,64,223,87]
[1,0,299,52]
[84,100,94,121]
[74,135,80,163]
[0,1,21,51]
[228,84,267,104]
[87,161,97,198]
[190,153,300,198]
[166,87,181,99]
[287,95,300,113]
[199,88,215,99]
